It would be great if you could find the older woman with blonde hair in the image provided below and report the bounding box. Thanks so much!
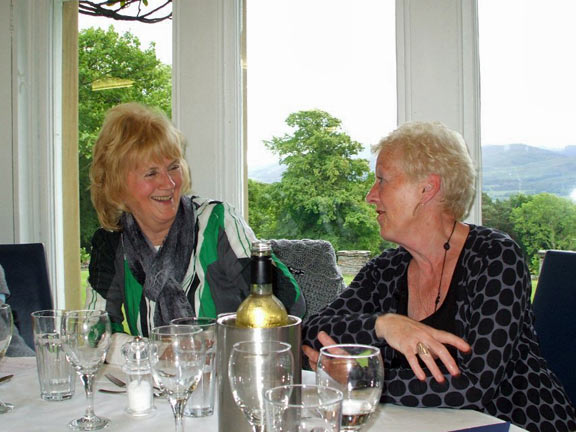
[88,102,304,358]
[302,121,575,432]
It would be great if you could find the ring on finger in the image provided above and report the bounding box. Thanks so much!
[416,342,430,356]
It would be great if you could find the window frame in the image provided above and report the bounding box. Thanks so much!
[1,0,481,307]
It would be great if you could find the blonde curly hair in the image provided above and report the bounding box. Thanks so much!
[90,102,191,231]
[373,121,477,220]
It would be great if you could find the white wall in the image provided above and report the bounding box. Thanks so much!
[0,0,14,243]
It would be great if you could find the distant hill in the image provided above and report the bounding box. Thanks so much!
[482,144,576,199]
[248,164,285,184]
[249,143,576,201]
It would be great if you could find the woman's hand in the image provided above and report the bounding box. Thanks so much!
[302,331,338,371]
[376,313,470,382]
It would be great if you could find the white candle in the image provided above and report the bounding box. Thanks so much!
[127,379,153,413]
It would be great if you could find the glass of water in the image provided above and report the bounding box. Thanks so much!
[31,310,76,401]
[265,384,343,432]
[316,344,384,431]
[170,317,217,417]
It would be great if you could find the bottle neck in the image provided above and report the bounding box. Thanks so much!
[251,254,273,295]
[250,282,273,295]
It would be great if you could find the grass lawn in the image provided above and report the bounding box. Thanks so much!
[81,269,89,305]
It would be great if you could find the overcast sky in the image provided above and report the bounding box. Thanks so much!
[80,0,576,169]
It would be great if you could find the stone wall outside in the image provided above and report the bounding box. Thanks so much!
[337,250,372,275]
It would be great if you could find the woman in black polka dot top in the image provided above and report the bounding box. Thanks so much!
[302,121,576,432]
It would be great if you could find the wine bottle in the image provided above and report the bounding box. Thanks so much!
[236,240,289,328]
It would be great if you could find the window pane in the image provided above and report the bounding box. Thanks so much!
[246,0,396,257]
[78,6,172,254]
[479,0,576,272]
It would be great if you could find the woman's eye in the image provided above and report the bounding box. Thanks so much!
[145,170,157,178]
[169,164,180,171]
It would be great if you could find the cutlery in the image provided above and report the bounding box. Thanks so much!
[98,388,162,398]
[106,372,162,392]
[0,374,13,384]
[104,373,126,388]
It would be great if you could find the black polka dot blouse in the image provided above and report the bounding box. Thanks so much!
[303,225,576,432]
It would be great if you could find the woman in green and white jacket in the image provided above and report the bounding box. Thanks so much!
[87,103,304,360]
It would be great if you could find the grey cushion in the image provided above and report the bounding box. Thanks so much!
[271,239,345,320]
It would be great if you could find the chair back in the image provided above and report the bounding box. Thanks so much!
[0,243,53,348]
[532,249,576,404]
[271,239,345,320]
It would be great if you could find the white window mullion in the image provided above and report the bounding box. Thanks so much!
[173,0,244,213]
[396,0,481,224]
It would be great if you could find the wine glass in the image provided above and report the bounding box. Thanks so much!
[149,324,206,432]
[228,340,294,432]
[0,303,14,414]
[264,384,344,432]
[61,310,112,431]
[316,344,384,431]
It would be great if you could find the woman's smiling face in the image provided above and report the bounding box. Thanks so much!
[123,157,183,239]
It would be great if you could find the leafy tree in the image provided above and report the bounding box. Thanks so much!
[79,1,172,23]
[510,193,576,272]
[248,179,280,239]
[482,192,533,254]
[78,26,172,249]
[262,110,385,254]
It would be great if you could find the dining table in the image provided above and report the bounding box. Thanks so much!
[1,356,528,432]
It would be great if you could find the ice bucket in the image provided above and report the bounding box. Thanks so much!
[216,313,302,432]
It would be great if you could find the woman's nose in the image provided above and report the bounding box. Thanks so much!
[366,183,378,204]
[158,171,176,188]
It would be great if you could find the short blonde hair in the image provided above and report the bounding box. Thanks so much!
[373,121,477,220]
[90,102,191,231]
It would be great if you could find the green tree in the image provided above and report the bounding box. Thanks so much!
[482,192,533,254]
[78,26,172,250]
[510,193,576,272]
[263,110,385,254]
[248,179,280,239]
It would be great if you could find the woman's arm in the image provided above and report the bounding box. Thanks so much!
[381,236,530,409]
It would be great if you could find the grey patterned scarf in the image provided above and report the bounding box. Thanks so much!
[121,196,196,327]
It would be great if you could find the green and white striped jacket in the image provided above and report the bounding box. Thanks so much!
[87,196,304,337]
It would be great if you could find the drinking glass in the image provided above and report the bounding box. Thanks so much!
[0,303,14,414]
[149,324,206,432]
[61,310,112,431]
[228,340,294,432]
[170,317,217,417]
[265,384,343,432]
[316,344,384,431]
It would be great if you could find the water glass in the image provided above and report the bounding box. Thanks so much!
[31,310,76,401]
[150,324,205,432]
[0,303,14,414]
[316,344,384,431]
[170,317,217,417]
[265,384,343,432]
[228,340,294,432]
[62,310,112,431]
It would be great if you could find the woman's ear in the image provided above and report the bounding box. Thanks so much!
[419,174,441,204]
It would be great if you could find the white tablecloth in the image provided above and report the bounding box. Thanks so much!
[0,357,527,432]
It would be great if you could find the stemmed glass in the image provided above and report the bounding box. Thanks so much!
[149,324,206,432]
[61,310,112,431]
[316,344,384,431]
[228,340,294,432]
[0,303,14,414]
